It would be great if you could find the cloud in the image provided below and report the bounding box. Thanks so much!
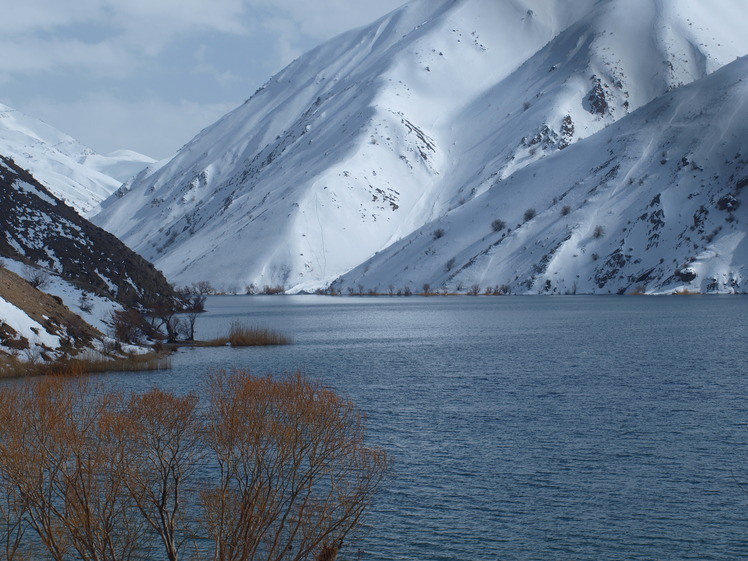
[2,0,251,73]
[0,37,138,77]
[252,0,405,68]
[2,1,405,79]
[3,0,408,157]
[5,0,248,38]
[2,1,103,33]
[250,0,404,39]
[107,0,248,35]
[21,94,238,159]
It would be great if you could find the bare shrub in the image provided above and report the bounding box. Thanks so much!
[202,370,390,561]
[560,205,572,216]
[0,372,388,561]
[593,225,605,238]
[22,264,49,290]
[262,285,285,295]
[523,208,537,222]
[491,219,506,232]
[78,292,94,314]
[432,228,445,240]
[110,308,144,344]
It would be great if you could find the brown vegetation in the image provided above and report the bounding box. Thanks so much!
[0,352,172,379]
[0,266,101,356]
[0,371,389,561]
[199,321,292,347]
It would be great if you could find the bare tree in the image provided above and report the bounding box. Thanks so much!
[145,298,182,343]
[119,389,202,561]
[110,308,144,344]
[63,383,149,561]
[0,379,74,561]
[179,282,212,341]
[0,379,148,561]
[201,370,390,561]
[0,389,32,561]
[0,373,389,561]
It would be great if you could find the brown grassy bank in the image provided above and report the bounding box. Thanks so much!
[0,351,172,379]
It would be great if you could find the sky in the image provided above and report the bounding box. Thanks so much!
[0,0,405,160]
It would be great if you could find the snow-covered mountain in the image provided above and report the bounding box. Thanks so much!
[93,0,748,293]
[0,155,177,312]
[0,103,154,215]
[0,154,181,361]
[338,56,748,295]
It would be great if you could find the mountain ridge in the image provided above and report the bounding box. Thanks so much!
[336,55,748,295]
[92,0,748,293]
[0,102,154,215]
[0,154,180,362]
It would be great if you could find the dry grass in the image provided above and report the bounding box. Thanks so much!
[199,321,292,347]
[0,352,172,379]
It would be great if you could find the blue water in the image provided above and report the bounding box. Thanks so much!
[106,295,748,560]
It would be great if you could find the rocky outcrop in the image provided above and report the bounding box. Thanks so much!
[0,156,178,309]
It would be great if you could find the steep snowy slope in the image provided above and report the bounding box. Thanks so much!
[0,103,154,215]
[94,0,748,292]
[0,155,177,309]
[0,154,182,365]
[338,56,748,294]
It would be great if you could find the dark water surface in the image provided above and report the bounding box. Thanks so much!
[109,295,748,560]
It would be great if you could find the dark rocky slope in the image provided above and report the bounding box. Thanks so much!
[0,155,177,309]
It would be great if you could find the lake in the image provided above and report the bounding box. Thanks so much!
[108,295,748,560]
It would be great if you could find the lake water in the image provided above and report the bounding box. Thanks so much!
[108,295,748,560]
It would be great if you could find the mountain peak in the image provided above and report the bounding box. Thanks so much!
[0,103,154,216]
[93,0,748,293]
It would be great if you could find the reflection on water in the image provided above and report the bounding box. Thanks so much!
[102,295,748,560]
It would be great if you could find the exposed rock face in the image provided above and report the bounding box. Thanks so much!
[0,155,177,309]
[585,77,609,116]
[676,268,698,282]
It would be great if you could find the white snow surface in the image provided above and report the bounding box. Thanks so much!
[0,258,124,360]
[0,297,60,352]
[93,0,748,293]
[0,103,154,216]
[339,56,748,295]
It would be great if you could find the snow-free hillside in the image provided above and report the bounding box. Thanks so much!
[337,56,748,295]
[94,0,748,292]
[0,103,154,215]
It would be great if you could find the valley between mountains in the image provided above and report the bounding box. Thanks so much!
[2,0,748,362]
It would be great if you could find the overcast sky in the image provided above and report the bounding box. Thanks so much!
[1,0,405,159]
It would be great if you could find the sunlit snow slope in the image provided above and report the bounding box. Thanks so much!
[0,103,154,216]
[94,0,748,293]
[339,56,748,295]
